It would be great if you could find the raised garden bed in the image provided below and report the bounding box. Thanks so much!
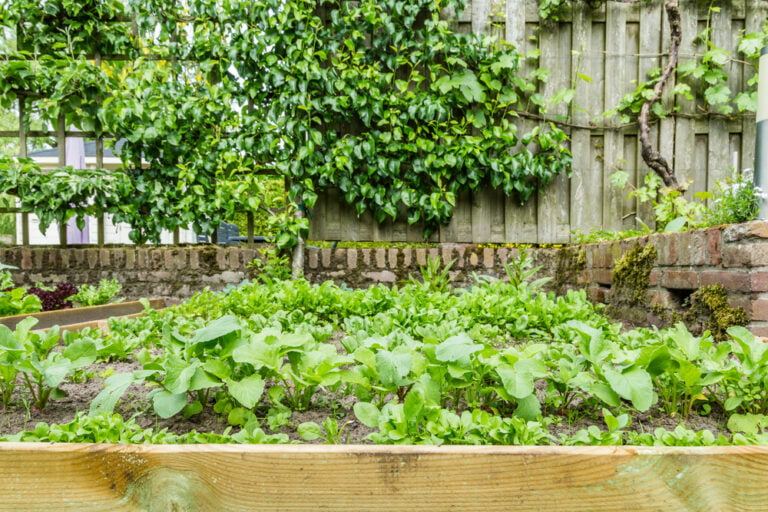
[0,299,166,331]
[3,255,768,510]
[1,444,768,510]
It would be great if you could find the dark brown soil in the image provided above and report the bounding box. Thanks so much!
[0,359,731,444]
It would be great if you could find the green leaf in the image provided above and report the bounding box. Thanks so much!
[353,402,380,428]
[435,334,483,362]
[496,366,534,400]
[191,315,241,344]
[297,422,324,441]
[153,390,188,419]
[664,216,688,232]
[603,367,655,412]
[225,375,265,409]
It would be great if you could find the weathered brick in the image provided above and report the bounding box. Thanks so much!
[428,248,439,263]
[675,231,707,266]
[721,245,751,267]
[655,233,677,265]
[701,270,751,291]
[347,249,358,269]
[388,248,398,268]
[401,248,412,267]
[164,250,175,270]
[441,247,453,266]
[706,227,722,265]
[722,244,768,268]
[497,248,509,266]
[454,246,466,268]
[468,251,479,266]
[753,299,768,321]
[648,269,660,287]
[125,249,136,270]
[373,248,385,268]
[748,324,768,338]
[19,248,32,270]
[723,221,768,243]
[362,270,397,283]
[188,250,199,270]
[415,248,427,266]
[321,248,332,268]
[592,269,612,285]
[650,289,675,308]
[87,250,99,269]
[661,270,700,289]
[112,249,125,269]
[483,248,495,269]
[173,250,187,270]
[752,272,768,292]
[334,249,346,269]
[308,250,319,269]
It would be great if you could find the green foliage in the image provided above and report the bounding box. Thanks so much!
[0,286,42,317]
[0,411,290,444]
[0,318,96,409]
[71,278,123,307]
[705,169,762,226]
[0,0,571,245]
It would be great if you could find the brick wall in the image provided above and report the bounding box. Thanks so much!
[2,221,768,334]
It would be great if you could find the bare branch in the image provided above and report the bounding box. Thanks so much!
[638,0,681,190]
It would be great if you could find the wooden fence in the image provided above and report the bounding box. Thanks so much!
[309,0,768,244]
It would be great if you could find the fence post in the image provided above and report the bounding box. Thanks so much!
[756,45,768,219]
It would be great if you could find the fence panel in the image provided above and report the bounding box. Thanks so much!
[309,0,757,243]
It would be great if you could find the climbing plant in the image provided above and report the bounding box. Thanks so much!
[0,0,573,243]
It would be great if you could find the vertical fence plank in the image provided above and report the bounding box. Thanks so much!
[537,19,571,243]
[707,2,731,190]
[635,1,662,229]
[673,2,697,195]
[569,3,601,238]
[503,0,539,243]
[742,1,767,173]
[602,2,627,232]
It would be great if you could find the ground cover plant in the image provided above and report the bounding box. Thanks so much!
[2,254,768,446]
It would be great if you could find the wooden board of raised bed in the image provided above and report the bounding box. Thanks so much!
[1,444,768,511]
[0,299,166,331]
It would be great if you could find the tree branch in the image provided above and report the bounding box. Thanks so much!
[638,0,681,190]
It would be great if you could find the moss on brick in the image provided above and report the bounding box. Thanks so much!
[553,247,586,295]
[686,284,749,341]
[607,244,656,323]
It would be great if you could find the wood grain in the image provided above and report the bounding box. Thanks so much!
[0,299,166,331]
[1,444,768,511]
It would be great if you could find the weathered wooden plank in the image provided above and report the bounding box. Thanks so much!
[537,20,571,243]
[569,2,600,237]
[707,2,732,190]
[602,2,628,232]
[323,187,343,241]
[635,1,663,230]
[470,188,492,244]
[0,299,166,331]
[3,444,768,511]
[503,2,539,243]
[471,0,492,35]
[673,1,698,195]
[694,134,709,197]
[742,0,767,173]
